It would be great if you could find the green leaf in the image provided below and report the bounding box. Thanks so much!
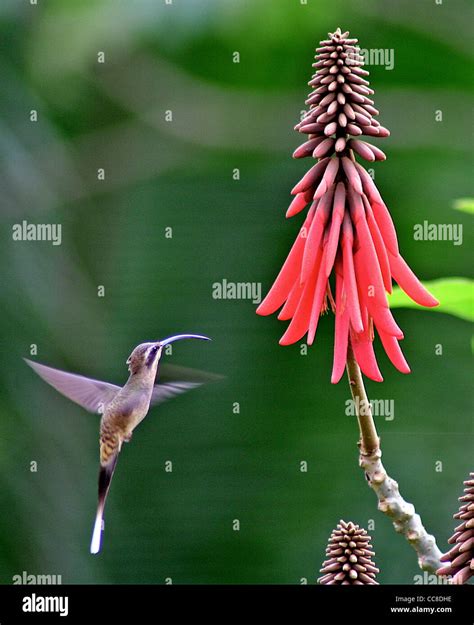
[453,198,474,215]
[389,278,474,322]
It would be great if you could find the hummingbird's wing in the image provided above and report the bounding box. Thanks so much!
[159,363,223,385]
[150,365,223,407]
[24,358,120,414]
[150,381,201,406]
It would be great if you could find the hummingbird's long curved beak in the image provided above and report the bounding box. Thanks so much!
[158,334,211,347]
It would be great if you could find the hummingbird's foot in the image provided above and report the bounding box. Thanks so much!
[124,432,133,443]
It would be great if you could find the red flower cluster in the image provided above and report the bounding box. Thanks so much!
[257,28,438,382]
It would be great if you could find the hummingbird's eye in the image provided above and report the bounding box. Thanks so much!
[145,345,159,367]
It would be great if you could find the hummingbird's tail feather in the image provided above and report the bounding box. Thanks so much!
[90,453,119,554]
[90,503,105,555]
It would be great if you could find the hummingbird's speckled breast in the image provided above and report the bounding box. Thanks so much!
[99,385,153,465]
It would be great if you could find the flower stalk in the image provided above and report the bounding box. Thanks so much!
[346,342,379,455]
[346,345,443,573]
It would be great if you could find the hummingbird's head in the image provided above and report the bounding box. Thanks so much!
[126,334,211,374]
[126,342,161,374]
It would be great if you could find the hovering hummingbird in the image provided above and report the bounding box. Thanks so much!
[25,333,211,554]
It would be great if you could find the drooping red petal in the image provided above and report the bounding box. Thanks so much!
[388,253,439,307]
[301,187,333,283]
[291,157,330,195]
[257,223,308,316]
[279,247,323,345]
[350,193,402,340]
[354,162,382,202]
[363,195,392,293]
[370,201,400,257]
[378,330,411,374]
[331,259,350,383]
[346,184,365,224]
[348,189,388,310]
[286,189,313,218]
[324,182,346,277]
[354,249,403,339]
[307,243,329,344]
[341,156,363,194]
[354,163,399,256]
[341,214,363,333]
[350,325,383,382]
[349,204,384,381]
[277,280,304,320]
[314,157,340,200]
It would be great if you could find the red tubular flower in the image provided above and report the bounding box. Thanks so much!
[257,28,438,383]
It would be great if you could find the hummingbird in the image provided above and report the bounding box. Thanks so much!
[24,333,211,554]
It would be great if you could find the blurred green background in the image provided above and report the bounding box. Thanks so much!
[0,0,472,585]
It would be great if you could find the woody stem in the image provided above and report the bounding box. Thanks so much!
[346,342,380,454]
[345,342,443,574]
